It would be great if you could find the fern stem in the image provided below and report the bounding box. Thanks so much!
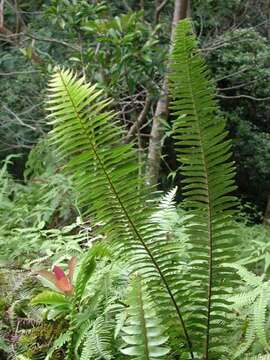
[57,71,194,360]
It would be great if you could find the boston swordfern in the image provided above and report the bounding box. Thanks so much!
[46,61,193,356]
[46,19,238,359]
[169,20,238,359]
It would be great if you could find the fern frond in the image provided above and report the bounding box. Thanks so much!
[231,264,264,287]
[158,187,178,210]
[44,331,72,360]
[74,320,92,357]
[47,69,194,356]
[244,355,270,360]
[253,294,270,351]
[120,276,170,360]
[233,322,256,359]
[80,317,113,360]
[114,308,128,340]
[231,288,259,308]
[230,265,270,356]
[75,244,110,303]
[151,187,178,232]
[169,19,238,358]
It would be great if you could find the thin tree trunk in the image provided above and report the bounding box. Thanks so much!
[267,0,270,40]
[0,0,5,31]
[147,0,189,186]
[154,0,169,24]
[124,93,151,144]
[263,194,270,225]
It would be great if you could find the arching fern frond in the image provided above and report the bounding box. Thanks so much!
[74,243,110,303]
[245,355,270,360]
[158,187,178,210]
[46,69,193,357]
[44,331,72,360]
[230,264,270,358]
[169,19,238,359]
[234,324,256,360]
[120,276,170,360]
[151,187,178,232]
[80,317,113,360]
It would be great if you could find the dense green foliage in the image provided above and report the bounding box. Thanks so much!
[1,0,270,213]
[1,1,270,359]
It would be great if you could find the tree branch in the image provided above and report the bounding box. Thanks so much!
[124,93,151,143]
[0,70,39,76]
[217,94,270,101]
[217,79,258,91]
[0,29,44,64]
[122,0,132,11]
[3,104,37,131]
[25,33,81,51]
[154,0,169,24]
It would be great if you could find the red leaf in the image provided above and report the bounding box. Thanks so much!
[38,270,55,284]
[55,276,73,294]
[53,266,65,280]
[68,256,77,282]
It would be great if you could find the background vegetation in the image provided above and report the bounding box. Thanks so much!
[1,1,270,359]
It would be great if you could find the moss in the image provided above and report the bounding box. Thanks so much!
[18,320,68,359]
[0,297,6,312]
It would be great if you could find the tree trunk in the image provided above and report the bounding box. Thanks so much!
[263,194,270,225]
[147,0,189,186]
[267,0,270,40]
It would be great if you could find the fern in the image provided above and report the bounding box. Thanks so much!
[46,69,194,356]
[230,264,270,358]
[74,244,110,303]
[44,331,72,360]
[151,187,178,231]
[65,244,111,359]
[169,19,238,358]
[0,155,19,207]
[245,355,270,360]
[46,19,243,358]
[234,324,256,360]
[120,276,170,360]
[80,317,113,360]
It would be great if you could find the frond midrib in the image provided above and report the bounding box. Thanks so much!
[181,31,216,360]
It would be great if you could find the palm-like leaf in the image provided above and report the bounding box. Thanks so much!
[169,20,238,358]
[46,69,193,357]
